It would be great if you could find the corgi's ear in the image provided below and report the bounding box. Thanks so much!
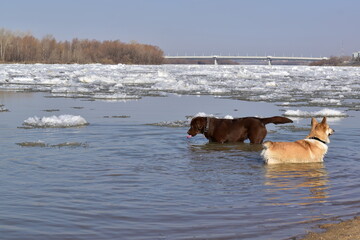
[321,117,327,124]
[311,117,318,127]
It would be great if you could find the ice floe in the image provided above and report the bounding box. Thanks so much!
[22,115,88,128]
[190,112,235,119]
[147,120,189,128]
[149,113,236,128]
[16,141,88,148]
[0,104,9,112]
[93,93,140,100]
[283,108,348,117]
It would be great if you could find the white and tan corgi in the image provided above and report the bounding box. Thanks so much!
[261,117,334,164]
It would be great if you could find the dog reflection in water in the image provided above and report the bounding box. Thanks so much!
[264,163,329,205]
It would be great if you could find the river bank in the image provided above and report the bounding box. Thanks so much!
[299,216,360,240]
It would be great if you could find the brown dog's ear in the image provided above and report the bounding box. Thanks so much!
[196,117,205,130]
[321,117,327,124]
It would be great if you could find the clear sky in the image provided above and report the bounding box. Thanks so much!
[1,0,359,57]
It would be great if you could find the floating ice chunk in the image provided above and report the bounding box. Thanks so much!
[16,141,88,147]
[193,112,214,118]
[0,105,9,112]
[284,108,348,117]
[12,77,34,83]
[280,102,290,106]
[148,120,189,128]
[93,93,140,100]
[78,75,116,85]
[23,115,88,128]
[51,87,92,93]
[192,112,234,119]
[310,98,341,105]
[157,70,169,77]
[224,115,234,119]
[266,81,277,87]
[16,140,46,147]
[49,142,88,148]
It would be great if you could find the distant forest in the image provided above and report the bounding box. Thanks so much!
[0,28,164,64]
[309,56,360,66]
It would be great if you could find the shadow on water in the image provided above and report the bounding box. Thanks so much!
[188,141,264,153]
[185,142,265,190]
[186,142,264,171]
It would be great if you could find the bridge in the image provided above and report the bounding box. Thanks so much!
[164,55,328,65]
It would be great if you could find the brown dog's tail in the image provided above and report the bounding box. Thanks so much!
[259,116,293,125]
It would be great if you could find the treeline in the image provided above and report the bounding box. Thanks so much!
[0,28,164,64]
[309,56,359,66]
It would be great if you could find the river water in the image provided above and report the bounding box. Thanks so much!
[1,64,360,239]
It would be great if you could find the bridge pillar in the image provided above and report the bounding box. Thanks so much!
[213,57,218,65]
[267,57,272,66]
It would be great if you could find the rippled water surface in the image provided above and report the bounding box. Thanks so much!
[1,64,360,240]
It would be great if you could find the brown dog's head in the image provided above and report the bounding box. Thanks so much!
[307,117,335,143]
[187,117,207,137]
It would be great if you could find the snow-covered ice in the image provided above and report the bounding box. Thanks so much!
[1,64,359,110]
[284,108,348,117]
[23,115,88,128]
[0,105,9,112]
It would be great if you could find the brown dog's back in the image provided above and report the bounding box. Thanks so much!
[187,116,293,144]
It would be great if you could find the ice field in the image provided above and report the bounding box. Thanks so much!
[1,64,359,110]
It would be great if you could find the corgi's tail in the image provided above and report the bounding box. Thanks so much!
[261,141,273,163]
[262,141,273,149]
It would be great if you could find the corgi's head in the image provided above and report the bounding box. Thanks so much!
[307,117,334,143]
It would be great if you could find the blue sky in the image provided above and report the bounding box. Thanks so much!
[1,0,358,57]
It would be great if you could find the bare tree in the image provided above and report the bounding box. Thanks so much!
[0,28,164,64]
[0,28,13,61]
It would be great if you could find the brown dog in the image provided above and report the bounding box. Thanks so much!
[187,116,293,144]
[261,117,334,164]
